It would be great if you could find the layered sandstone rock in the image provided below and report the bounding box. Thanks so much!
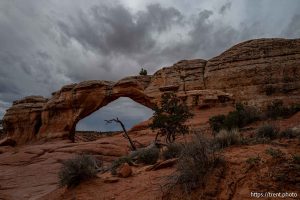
[3,38,300,144]
[205,38,300,106]
[3,96,47,144]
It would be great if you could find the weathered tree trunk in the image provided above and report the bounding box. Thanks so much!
[105,118,137,151]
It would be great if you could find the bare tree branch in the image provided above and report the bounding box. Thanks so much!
[105,117,137,151]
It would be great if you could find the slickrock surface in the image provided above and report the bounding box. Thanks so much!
[0,108,299,199]
[0,137,129,200]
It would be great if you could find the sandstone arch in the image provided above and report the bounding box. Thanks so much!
[38,77,156,141]
[4,38,300,145]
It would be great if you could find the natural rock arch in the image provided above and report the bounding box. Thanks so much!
[68,96,154,141]
[3,38,300,145]
[38,77,156,141]
[75,97,154,132]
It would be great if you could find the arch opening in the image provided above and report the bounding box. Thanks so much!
[75,97,154,141]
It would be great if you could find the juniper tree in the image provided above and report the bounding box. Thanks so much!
[150,92,193,143]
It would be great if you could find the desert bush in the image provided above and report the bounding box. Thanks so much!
[266,100,300,119]
[175,135,223,193]
[292,154,300,164]
[139,68,147,75]
[137,147,160,165]
[209,115,225,134]
[251,137,271,144]
[246,156,261,165]
[209,103,260,132]
[110,156,133,175]
[256,124,279,140]
[162,143,183,160]
[224,103,260,129]
[212,129,242,149]
[279,128,298,139]
[265,148,284,158]
[58,154,99,188]
[290,104,300,113]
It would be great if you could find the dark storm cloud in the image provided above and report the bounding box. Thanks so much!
[57,3,182,56]
[76,97,154,131]
[158,9,239,61]
[0,0,300,129]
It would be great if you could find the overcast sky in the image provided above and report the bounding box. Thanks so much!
[0,0,299,131]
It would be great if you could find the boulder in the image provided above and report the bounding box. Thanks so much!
[117,163,132,178]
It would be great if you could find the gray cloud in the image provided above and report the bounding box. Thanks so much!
[283,14,300,38]
[0,0,299,130]
[57,3,183,62]
[219,2,232,15]
[76,97,153,131]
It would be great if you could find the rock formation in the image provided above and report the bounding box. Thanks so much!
[205,38,300,106]
[3,38,300,144]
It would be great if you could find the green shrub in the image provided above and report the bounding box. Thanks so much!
[150,92,193,143]
[251,137,271,144]
[139,68,147,75]
[265,148,284,158]
[110,156,133,175]
[162,143,183,160]
[266,100,299,119]
[209,104,260,132]
[212,129,242,149]
[225,104,260,129]
[209,115,225,134]
[137,147,160,165]
[246,156,261,165]
[176,135,223,193]
[292,154,300,164]
[290,104,300,113]
[58,154,99,188]
[256,124,279,140]
[279,128,298,139]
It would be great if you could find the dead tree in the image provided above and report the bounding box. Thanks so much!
[105,118,137,151]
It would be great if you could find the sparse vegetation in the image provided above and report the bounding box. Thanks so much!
[58,154,99,188]
[150,92,193,143]
[110,156,133,175]
[251,137,271,144]
[266,100,300,119]
[265,148,284,158]
[279,128,298,139]
[292,154,300,164]
[209,101,299,138]
[162,143,183,160]
[209,114,226,134]
[291,104,300,113]
[246,156,261,165]
[256,124,279,140]
[139,68,147,75]
[212,129,242,149]
[209,103,260,133]
[137,147,160,165]
[174,135,224,193]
